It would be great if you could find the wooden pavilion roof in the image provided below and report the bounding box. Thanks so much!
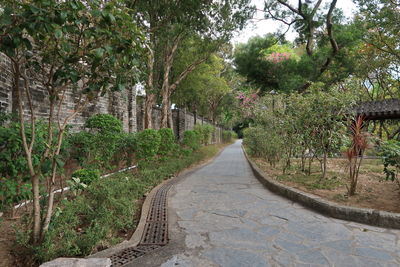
[355,99,400,120]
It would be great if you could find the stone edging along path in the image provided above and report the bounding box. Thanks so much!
[242,145,400,230]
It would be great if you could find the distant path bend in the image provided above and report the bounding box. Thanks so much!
[131,140,400,267]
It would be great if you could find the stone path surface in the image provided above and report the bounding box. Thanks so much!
[132,140,400,267]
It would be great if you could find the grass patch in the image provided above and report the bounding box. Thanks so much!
[277,172,344,190]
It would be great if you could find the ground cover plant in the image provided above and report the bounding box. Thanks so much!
[10,129,228,264]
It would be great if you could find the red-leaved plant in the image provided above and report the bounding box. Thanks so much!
[345,116,370,196]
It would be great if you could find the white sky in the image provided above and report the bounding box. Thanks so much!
[232,0,357,45]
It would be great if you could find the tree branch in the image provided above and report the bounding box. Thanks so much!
[320,0,338,74]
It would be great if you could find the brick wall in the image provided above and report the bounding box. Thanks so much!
[0,53,137,132]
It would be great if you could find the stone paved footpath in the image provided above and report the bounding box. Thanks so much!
[132,140,400,267]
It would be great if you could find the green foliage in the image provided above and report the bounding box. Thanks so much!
[85,114,123,134]
[222,130,237,143]
[116,133,137,165]
[182,130,201,151]
[243,87,355,176]
[18,143,222,263]
[243,126,282,167]
[0,112,11,126]
[173,53,232,121]
[0,177,31,212]
[71,169,101,186]
[0,121,59,178]
[194,124,215,145]
[67,132,93,165]
[67,114,127,169]
[0,121,67,211]
[136,129,161,161]
[379,140,400,185]
[158,128,176,156]
[234,21,363,93]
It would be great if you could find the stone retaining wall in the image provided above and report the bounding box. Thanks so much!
[0,53,137,132]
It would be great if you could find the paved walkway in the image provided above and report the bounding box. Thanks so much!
[134,140,400,267]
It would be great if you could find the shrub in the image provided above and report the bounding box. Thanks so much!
[194,124,215,145]
[243,126,282,167]
[67,131,93,165]
[85,114,123,134]
[158,128,176,156]
[222,130,237,143]
[116,133,137,164]
[379,140,400,188]
[71,169,101,185]
[0,178,31,214]
[182,130,201,151]
[136,129,161,161]
[68,114,124,169]
[0,121,67,213]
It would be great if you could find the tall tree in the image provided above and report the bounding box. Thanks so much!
[263,0,348,91]
[0,0,143,243]
[132,0,253,128]
[173,53,231,123]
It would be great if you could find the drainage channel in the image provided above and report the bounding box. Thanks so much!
[109,179,176,266]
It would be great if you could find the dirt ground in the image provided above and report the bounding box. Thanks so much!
[253,157,400,213]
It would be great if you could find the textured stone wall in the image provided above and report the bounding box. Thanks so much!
[0,53,136,132]
[136,100,224,141]
[0,55,12,113]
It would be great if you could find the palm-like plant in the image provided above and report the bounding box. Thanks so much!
[345,116,370,196]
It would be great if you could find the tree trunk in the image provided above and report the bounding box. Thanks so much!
[160,88,170,128]
[300,150,306,172]
[13,60,42,244]
[42,128,65,236]
[144,93,155,129]
[167,98,174,128]
[322,152,327,180]
[31,173,41,243]
[308,157,313,175]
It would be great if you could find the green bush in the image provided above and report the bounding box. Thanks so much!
[116,133,137,164]
[379,140,400,186]
[243,126,282,167]
[182,130,201,151]
[85,114,123,134]
[67,131,93,165]
[194,124,215,145]
[68,114,125,169]
[222,130,237,143]
[0,177,31,212]
[71,169,101,185]
[136,129,161,161]
[158,128,176,156]
[0,121,67,212]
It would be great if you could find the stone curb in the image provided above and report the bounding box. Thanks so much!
[242,145,400,229]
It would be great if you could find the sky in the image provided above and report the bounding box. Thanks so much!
[232,0,357,45]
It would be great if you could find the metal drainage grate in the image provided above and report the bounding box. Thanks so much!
[110,180,176,266]
[110,247,146,266]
